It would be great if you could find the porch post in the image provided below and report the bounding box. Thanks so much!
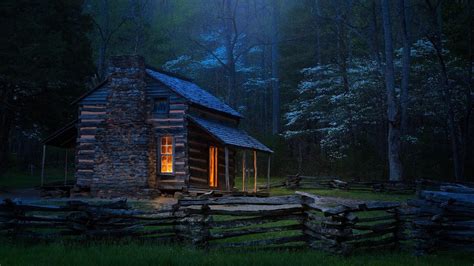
[242,151,246,192]
[253,150,257,193]
[64,149,68,186]
[41,145,46,187]
[225,146,230,191]
[267,154,271,190]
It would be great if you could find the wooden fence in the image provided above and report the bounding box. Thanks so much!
[276,175,416,194]
[0,199,181,242]
[0,193,407,255]
[408,185,474,254]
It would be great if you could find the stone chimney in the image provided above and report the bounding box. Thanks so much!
[92,55,150,197]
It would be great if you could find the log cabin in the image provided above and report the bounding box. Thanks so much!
[42,55,272,198]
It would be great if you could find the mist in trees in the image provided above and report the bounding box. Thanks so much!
[0,0,472,182]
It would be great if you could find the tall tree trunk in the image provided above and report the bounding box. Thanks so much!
[381,0,403,181]
[131,0,146,54]
[271,0,280,135]
[399,0,410,135]
[223,0,237,106]
[370,0,383,72]
[466,0,473,179]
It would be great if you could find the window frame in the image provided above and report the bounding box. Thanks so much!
[153,97,169,115]
[158,135,174,175]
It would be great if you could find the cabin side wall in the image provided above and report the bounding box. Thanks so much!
[145,76,189,191]
[75,86,108,188]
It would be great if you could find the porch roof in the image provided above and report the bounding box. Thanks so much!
[42,120,77,148]
[187,115,273,153]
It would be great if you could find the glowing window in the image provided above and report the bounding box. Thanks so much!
[209,146,218,187]
[160,136,173,173]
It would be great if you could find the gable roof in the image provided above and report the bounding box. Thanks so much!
[72,68,243,119]
[188,115,272,153]
[145,69,242,118]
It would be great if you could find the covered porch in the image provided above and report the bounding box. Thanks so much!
[187,115,273,195]
[39,120,77,196]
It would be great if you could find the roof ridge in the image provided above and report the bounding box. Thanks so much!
[146,69,243,118]
[144,65,194,82]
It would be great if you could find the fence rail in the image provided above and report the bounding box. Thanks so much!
[1,188,473,255]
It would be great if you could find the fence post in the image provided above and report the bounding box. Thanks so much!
[176,204,210,248]
[392,207,403,250]
[299,195,311,247]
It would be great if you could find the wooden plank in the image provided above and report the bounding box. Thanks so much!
[179,195,301,206]
[242,151,246,192]
[225,146,230,191]
[267,155,271,190]
[253,150,257,193]
[209,224,302,240]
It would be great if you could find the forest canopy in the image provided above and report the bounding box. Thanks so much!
[0,0,473,181]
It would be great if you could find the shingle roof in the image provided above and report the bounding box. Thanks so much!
[188,115,273,153]
[146,69,242,118]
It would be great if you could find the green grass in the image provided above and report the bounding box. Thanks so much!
[0,241,471,266]
[0,167,72,189]
[234,175,414,202]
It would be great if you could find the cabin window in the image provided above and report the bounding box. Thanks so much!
[153,97,169,114]
[160,136,174,174]
[209,146,218,187]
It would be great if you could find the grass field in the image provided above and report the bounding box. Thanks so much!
[0,242,472,266]
[0,167,73,189]
[235,175,415,202]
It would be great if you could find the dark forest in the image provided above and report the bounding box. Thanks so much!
[1,0,473,182]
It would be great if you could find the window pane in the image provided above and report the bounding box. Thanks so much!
[161,155,172,173]
[160,136,173,174]
[154,98,168,114]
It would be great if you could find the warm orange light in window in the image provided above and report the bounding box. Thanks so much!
[161,136,173,173]
[209,146,218,187]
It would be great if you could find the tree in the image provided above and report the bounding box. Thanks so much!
[380,0,403,181]
[271,0,281,134]
[0,0,94,171]
[399,0,411,134]
[423,0,472,181]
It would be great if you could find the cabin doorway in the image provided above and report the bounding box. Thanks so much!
[209,146,218,188]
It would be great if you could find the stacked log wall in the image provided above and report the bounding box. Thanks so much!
[145,77,189,191]
[75,100,107,188]
[187,123,236,191]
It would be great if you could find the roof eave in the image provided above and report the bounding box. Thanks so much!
[70,79,108,105]
[187,115,273,154]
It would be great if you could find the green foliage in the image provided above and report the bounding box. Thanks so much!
[0,0,95,139]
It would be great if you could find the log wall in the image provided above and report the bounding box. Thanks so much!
[145,77,189,191]
[187,123,236,191]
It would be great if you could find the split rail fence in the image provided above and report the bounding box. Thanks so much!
[408,185,474,254]
[1,188,473,255]
[0,193,404,255]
